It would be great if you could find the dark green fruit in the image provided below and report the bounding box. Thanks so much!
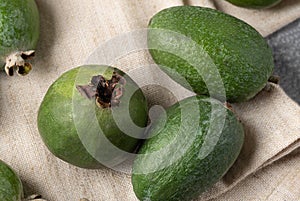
[132,96,244,201]
[38,65,148,169]
[224,0,282,8]
[0,160,23,201]
[148,6,274,102]
[0,0,39,76]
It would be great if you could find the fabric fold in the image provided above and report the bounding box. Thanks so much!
[197,84,300,200]
[210,148,300,201]
[212,0,300,37]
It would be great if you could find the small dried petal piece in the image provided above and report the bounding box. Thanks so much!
[23,194,47,201]
[5,50,35,76]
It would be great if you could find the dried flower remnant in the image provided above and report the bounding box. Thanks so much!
[24,194,47,201]
[5,50,35,76]
[76,71,126,108]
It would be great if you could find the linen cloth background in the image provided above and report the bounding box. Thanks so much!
[0,0,299,200]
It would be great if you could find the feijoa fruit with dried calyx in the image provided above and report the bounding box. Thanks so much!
[0,160,46,201]
[0,0,39,76]
[37,65,148,169]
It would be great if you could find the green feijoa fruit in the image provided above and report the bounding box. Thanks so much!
[0,160,46,201]
[148,6,274,103]
[224,0,282,9]
[0,0,39,76]
[38,65,148,169]
[132,96,244,201]
[0,160,23,201]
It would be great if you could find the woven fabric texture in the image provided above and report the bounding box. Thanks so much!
[0,0,299,200]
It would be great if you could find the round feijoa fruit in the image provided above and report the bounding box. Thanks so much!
[37,65,148,169]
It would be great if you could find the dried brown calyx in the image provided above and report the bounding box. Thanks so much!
[5,50,35,76]
[76,71,126,108]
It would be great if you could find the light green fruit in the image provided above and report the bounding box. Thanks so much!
[38,65,148,169]
[0,0,39,76]
[148,6,274,102]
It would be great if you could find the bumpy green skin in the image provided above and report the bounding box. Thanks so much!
[225,0,282,9]
[0,160,23,201]
[132,96,244,201]
[38,65,148,169]
[148,6,274,103]
[0,0,39,66]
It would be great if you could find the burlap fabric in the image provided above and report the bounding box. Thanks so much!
[0,0,299,200]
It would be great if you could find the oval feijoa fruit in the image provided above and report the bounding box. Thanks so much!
[132,96,244,201]
[0,160,23,201]
[38,65,148,169]
[0,0,39,76]
[224,0,282,9]
[148,6,274,102]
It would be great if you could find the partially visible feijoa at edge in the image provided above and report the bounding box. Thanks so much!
[0,160,23,201]
[0,160,47,201]
[148,6,274,102]
[224,0,282,9]
[0,0,40,76]
[132,96,244,201]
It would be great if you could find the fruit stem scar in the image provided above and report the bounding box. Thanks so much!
[4,50,35,76]
[76,71,126,108]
